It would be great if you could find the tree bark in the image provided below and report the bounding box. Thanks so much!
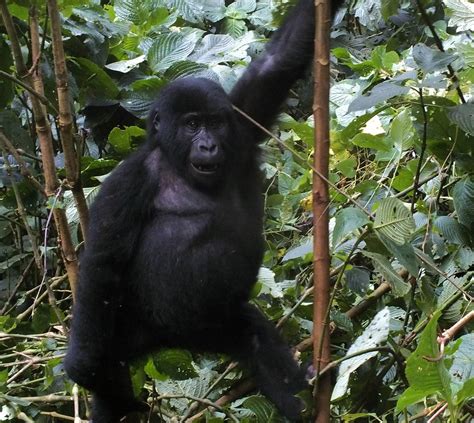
[312,0,332,422]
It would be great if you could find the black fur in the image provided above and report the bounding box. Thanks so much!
[64,1,342,421]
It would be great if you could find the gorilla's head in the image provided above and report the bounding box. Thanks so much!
[148,77,237,189]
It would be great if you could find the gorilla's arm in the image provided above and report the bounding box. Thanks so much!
[65,148,155,388]
[230,0,343,141]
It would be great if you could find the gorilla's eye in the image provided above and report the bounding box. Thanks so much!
[186,118,199,130]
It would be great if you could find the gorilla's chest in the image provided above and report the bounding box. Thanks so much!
[132,180,264,293]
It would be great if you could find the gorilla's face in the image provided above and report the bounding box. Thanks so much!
[149,77,235,189]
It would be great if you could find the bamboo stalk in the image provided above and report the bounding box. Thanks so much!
[0,1,78,298]
[47,0,89,240]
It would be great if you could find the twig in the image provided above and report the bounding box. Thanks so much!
[41,411,87,422]
[1,151,42,269]
[427,402,448,423]
[180,362,238,422]
[411,89,429,212]
[154,394,239,422]
[233,106,373,219]
[73,384,81,423]
[9,394,73,403]
[16,276,67,321]
[0,70,57,112]
[438,310,474,344]
[0,131,45,195]
[0,257,35,315]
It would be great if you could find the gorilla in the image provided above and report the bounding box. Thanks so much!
[64,1,343,421]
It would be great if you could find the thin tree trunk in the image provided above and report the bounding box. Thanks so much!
[312,0,332,422]
[48,0,89,240]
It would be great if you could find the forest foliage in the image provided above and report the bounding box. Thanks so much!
[0,0,473,421]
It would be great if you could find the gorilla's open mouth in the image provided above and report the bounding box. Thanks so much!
[191,162,220,175]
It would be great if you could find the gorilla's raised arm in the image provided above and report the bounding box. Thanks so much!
[230,0,343,140]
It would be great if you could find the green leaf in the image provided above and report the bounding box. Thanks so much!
[452,176,474,231]
[282,238,312,261]
[449,334,474,398]
[223,17,247,37]
[444,0,474,32]
[396,312,453,411]
[0,111,32,152]
[351,133,391,151]
[447,103,474,135]
[378,235,419,277]
[108,126,146,154]
[363,252,411,296]
[344,267,371,296]
[456,378,474,406]
[374,198,415,245]
[164,61,209,80]
[191,34,236,64]
[168,0,225,23]
[332,308,391,400]
[434,216,471,245]
[335,157,356,178]
[242,396,280,422]
[152,349,198,380]
[114,0,160,24]
[105,55,146,73]
[380,0,400,20]
[386,108,417,151]
[70,57,120,100]
[348,82,409,112]
[332,207,370,247]
[257,267,283,298]
[148,32,198,72]
[413,43,456,73]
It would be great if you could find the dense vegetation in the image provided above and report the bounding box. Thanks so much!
[0,0,473,421]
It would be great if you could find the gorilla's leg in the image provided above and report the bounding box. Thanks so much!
[225,304,307,421]
[89,359,147,423]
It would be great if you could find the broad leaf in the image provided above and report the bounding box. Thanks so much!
[374,198,415,245]
[332,308,391,400]
[396,312,453,411]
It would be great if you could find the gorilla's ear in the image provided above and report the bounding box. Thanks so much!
[152,113,160,132]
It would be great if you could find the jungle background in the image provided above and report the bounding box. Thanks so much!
[0,0,473,421]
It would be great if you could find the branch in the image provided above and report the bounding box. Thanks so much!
[0,131,45,196]
[0,70,58,112]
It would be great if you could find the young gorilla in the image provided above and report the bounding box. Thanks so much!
[64,1,342,421]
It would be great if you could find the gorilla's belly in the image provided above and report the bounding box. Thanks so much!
[128,212,263,330]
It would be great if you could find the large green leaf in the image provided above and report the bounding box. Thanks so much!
[242,396,280,422]
[447,103,474,136]
[332,207,370,247]
[452,176,474,231]
[152,349,198,380]
[148,32,198,72]
[114,0,163,24]
[396,312,453,411]
[434,216,471,245]
[444,0,474,32]
[373,198,415,245]
[332,308,391,401]
[348,82,409,112]
[413,43,456,73]
[363,252,411,296]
